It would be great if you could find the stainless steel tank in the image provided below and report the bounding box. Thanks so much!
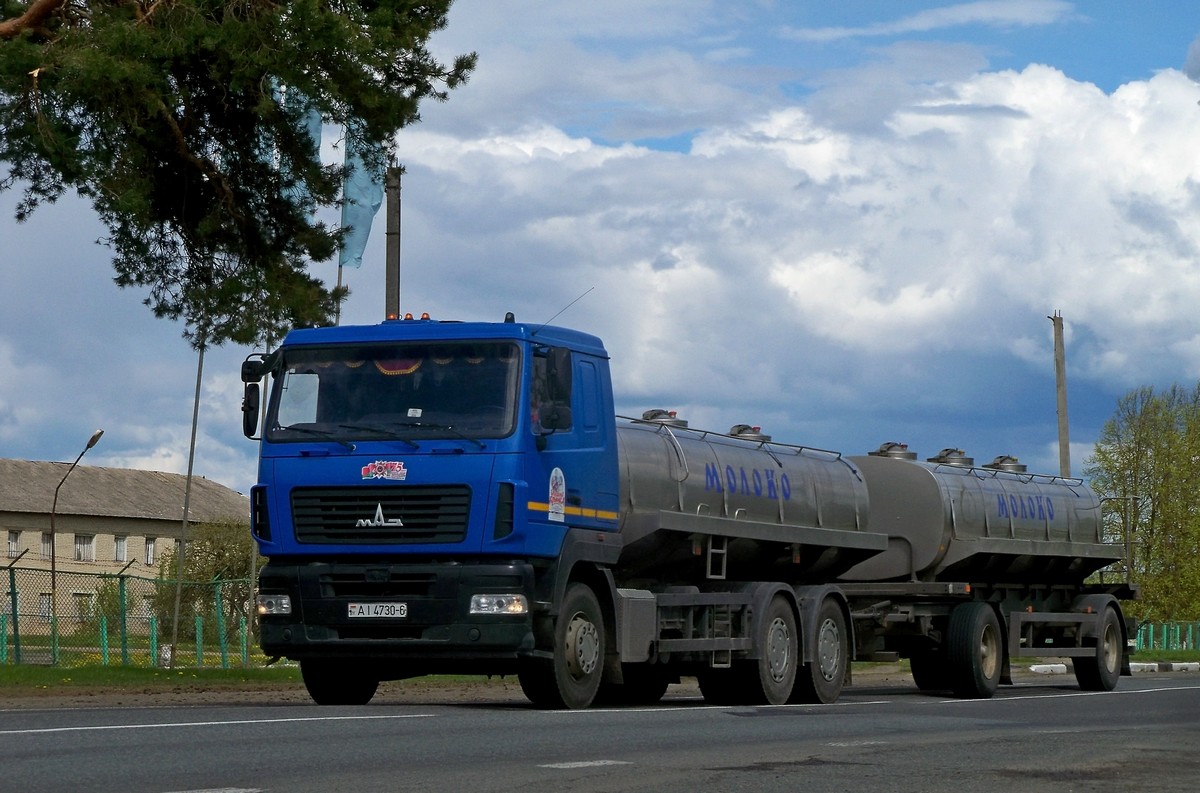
[840,444,1117,583]
[614,414,878,582]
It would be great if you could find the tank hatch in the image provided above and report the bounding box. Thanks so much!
[927,448,974,467]
[868,441,918,460]
[639,408,689,428]
[983,455,1028,473]
[728,424,772,442]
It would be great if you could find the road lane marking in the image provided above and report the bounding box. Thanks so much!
[539,760,633,769]
[0,713,433,736]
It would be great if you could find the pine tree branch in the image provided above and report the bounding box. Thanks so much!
[0,0,66,40]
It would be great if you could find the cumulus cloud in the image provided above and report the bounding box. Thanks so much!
[7,2,1200,489]
[782,0,1077,43]
[392,58,1200,467]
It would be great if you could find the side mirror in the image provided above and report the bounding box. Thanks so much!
[241,358,264,384]
[547,347,572,400]
[242,383,261,438]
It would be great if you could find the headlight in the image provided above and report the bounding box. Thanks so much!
[470,594,528,615]
[257,594,292,616]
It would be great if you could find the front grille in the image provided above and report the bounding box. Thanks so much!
[318,570,439,598]
[292,486,470,544]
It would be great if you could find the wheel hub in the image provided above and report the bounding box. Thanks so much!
[565,613,600,678]
[817,617,842,682]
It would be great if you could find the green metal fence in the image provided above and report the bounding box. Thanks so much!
[2,565,259,668]
[1136,621,1199,652]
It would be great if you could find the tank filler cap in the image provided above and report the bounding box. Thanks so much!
[729,424,772,442]
[640,409,689,428]
[869,442,917,460]
[927,448,974,467]
[984,455,1028,473]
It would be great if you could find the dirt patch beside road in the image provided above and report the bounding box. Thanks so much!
[0,663,921,710]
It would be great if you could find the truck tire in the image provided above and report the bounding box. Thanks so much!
[697,669,746,705]
[300,660,379,706]
[946,602,1002,699]
[791,596,847,704]
[743,595,798,705]
[1073,606,1122,692]
[518,583,605,709]
[597,664,671,706]
[909,646,950,692]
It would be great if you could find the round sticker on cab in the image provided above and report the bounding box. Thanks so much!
[549,467,566,523]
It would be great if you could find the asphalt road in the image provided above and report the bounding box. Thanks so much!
[2,674,1197,793]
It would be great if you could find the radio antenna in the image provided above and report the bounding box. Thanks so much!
[533,286,594,336]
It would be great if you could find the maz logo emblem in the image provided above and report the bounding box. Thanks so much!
[357,503,404,527]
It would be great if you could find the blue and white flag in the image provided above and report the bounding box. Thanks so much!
[339,126,385,270]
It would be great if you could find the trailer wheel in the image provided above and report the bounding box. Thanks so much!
[300,660,379,706]
[742,595,798,705]
[1073,606,1122,692]
[909,646,950,692]
[791,597,847,704]
[518,583,604,709]
[946,602,1002,699]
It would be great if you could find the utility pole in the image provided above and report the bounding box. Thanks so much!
[385,166,402,319]
[1049,310,1070,478]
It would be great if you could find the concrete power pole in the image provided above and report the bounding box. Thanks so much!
[385,166,402,319]
[1050,310,1070,478]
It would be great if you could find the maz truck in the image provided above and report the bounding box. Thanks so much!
[241,313,1135,708]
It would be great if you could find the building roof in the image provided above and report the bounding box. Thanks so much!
[0,459,248,523]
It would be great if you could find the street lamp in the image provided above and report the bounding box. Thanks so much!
[49,428,104,662]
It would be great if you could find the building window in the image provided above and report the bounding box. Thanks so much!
[6,530,18,558]
[38,593,51,622]
[74,534,96,562]
[72,592,93,623]
[145,537,157,566]
[41,533,52,560]
[114,536,127,563]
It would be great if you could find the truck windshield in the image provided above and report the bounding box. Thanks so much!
[266,341,521,443]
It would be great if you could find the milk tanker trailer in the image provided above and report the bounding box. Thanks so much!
[242,315,1134,708]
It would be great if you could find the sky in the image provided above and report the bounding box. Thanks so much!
[4,0,1200,496]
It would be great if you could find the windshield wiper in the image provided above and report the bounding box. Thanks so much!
[335,423,421,449]
[277,425,356,451]
[389,420,486,449]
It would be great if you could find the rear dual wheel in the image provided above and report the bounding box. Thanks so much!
[791,597,848,704]
[698,595,797,706]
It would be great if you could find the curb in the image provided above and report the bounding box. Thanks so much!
[1028,661,1199,675]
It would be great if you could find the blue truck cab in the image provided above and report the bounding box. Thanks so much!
[241,315,622,703]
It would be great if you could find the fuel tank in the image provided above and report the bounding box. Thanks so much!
[839,444,1117,584]
[614,413,880,583]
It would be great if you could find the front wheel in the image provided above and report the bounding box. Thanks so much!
[1074,606,1122,691]
[946,602,1002,699]
[518,583,605,709]
[300,660,379,706]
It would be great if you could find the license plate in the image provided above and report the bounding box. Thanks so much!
[347,602,408,618]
